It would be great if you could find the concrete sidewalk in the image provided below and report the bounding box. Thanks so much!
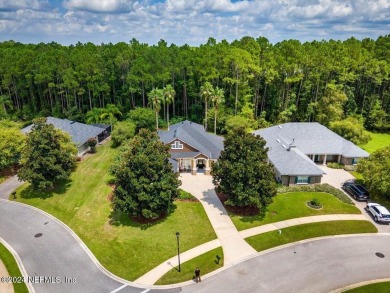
[135,213,368,285]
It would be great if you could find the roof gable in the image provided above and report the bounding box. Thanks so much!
[158,120,224,159]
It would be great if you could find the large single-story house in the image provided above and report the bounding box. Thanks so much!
[158,120,224,175]
[21,117,110,156]
[253,122,369,186]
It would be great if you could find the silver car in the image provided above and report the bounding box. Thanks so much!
[366,203,390,224]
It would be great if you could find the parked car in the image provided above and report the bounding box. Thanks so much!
[342,181,370,201]
[366,203,390,224]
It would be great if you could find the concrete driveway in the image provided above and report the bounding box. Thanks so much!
[319,165,390,233]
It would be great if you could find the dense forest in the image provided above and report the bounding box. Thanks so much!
[0,35,389,132]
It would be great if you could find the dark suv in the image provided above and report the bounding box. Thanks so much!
[342,182,370,201]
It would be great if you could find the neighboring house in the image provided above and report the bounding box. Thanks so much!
[21,117,110,156]
[158,120,224,175]
[253,122,369,186]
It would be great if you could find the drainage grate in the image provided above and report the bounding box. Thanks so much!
[375,252,385,258]
[34,233,43,238]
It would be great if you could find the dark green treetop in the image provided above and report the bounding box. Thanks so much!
[110,128,181,219]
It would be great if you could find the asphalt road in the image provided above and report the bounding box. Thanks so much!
[182,234,390,293]
[0,199,144,293]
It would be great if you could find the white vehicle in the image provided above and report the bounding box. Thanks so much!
[366,203,390,224]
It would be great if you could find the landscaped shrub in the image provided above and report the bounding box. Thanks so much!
[327,162,344,169]
[307,198,322,209]
[277,183,354,205]
[87,137,97,153]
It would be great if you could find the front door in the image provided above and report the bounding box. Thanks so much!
[314,155,320,162]
[197,159,205,169]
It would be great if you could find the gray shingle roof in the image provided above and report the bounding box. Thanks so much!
[21,117,104,147]
[158,121,224,159]
[170,152,201,159]
[253,122,369,176]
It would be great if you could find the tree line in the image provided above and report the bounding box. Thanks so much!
[0,36,389,132]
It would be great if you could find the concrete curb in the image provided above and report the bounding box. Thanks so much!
[331,278,390,292]
[0,237,36,293]
[0,199,151,289]
[148,233,390,289]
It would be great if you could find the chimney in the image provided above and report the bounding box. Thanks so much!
[287,138,295,151]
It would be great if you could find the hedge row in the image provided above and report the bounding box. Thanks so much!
[277,183,354,205]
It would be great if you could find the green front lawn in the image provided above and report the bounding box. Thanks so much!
[246,220,377,252]
[155,247,223,285]
[360,131,390,154]
[345,281,390,292]
[230,192,361,231]
[0,243,29,293]
[13,143,216,281]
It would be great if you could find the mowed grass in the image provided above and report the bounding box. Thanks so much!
[0,243,29,293]
[246,220,377,252]
[230,192,361,231]
[14,143,216,281]
[360,131,390,154]
[345,282,390,292]
[155,247,223,285]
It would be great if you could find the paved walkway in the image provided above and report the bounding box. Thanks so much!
[135,213,367,285]
[0,259,14,293]
[0,175,24,200]
[179,173,257,265]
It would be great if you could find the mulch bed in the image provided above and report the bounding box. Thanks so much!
[216,192,259,216]
[131,212,167,224]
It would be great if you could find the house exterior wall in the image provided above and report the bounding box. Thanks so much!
[77,143,89,156]
[280,175,322,186]
[169,139,198,153]
[341,157,353,165]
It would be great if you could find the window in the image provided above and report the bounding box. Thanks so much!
[352,158,358,165]
[171,141,183,149]
[296,176,310,184]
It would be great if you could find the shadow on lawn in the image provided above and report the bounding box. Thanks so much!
[19,179,72,199]
[108,203,178,230]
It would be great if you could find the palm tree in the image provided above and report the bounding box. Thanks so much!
[100,104,122,130]
[163,85,175,130]
[86,108,103,124]
[210,87,224,135]
[148,88,163,131]
[200,82,213,131]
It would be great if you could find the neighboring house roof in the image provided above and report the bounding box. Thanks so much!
[21,117,104,147]
[158,120,224,159]
[253,122,369,176]
[91,123,111,130]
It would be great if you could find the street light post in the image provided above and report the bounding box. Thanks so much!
[176,231,181,272]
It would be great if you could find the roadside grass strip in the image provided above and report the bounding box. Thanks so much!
[0,243,29,293]
[231,192,360,231]
[155,247,223,285]
[14,143,216,281]
[344,281,390,292]
[245,220,377,252]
